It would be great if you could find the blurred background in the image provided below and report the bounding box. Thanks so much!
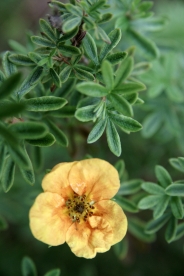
[0,0,184,275]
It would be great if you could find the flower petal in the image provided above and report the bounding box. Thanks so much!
[66,216,113,259]
[68,158,120,200]
[95,200,127,245]
[42,162,76,198]
[29,192,72,246]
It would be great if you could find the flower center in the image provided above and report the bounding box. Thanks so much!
[66,192,95,223]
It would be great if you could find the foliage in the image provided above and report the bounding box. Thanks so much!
[0,0,184,274]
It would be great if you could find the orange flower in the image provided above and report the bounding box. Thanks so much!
[29,158,127,258]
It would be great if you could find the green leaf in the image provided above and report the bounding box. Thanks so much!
[32,146,43,171]
[155,165,172,188]
[165,183,184,196]
[82,32,99,65]
[101,60,114,90]
[145,213,171,234]
[19,144,35,185]
[165,217,177,243]
[9,54,35,66]
[2,51,17,77]
[153,195,170,219]
[65,3,82,16]
[97,26,111,44]
[106,52,127,65]
[169,158,184,173]
[1,156,15,192]
[62,17,81,33]
[128,217,156,242]
[173,223,184,241]
[170,197,183,219]
[138,195,163,209]
[97,13,113,24]
[26,133,55,147]
[8,144,30,169]
[0,215,8,231]
[142,112,162,138]
[106,119,121,157]
[0,124,18,146]
[75,105,96,122]
[76,82,108,97]
[50,68,61,87]
[114,57,134,87]
[113,239,128,260]
[46,119,68,147]
[25,96,67,112]
[108,112,142,132]
[99,29,121,61]
[141,182,165,194]
[0,72,21,100]
[17,67,44,99]
[39,19,56,42]
[89,0,106,12]
[129,28,159,59]
[8,40,27,54]
[87,117,107,143]
[74,67,94,81]
[57,44,81,55]
[49,0,66,11]
[119,179,142,195]
[44,269,60,276]
[28,52,42,64]
[59,27,79,42]
[0,102,25,120]
[113,81,146,95]
[108,94,133,116]
[9,122,48,139]
[123,92,138,104]
[31,36,56,48]
[114,195,138,213]
[59,66,72,83]
[21,256,37,276]
[115,159,125,182]
[49,106,75,118]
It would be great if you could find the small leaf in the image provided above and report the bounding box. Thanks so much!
[59,66,72,83]
[44,269,60,276]
[0,215,8,231]
[173,223,184,241]
[65,3,82,16]
[138,195,163,210]
[39,19,56,42]
[28,52,42,64]
[74,67,94,81]
[165,184,184,196]
[169,158,184,173]
[128,217,156,242]
[170,197,184,219]
[113,81,146,95]
[59,27,79,42]
[19,144,35,185]
[145,213,170,234]
[99,29,121,61]
[8,40,27,54]
[26,133,55,147]
[31,36,56,48]
[97,13,113,24]
[17,67,44,99]
[141,182,165,194]
[76,82,108,97]
[2,51,17,77]
[106,52,127,65]
[115,160,125,182]
[0,124,19,146]
[9,54,35,66]
[106,119,121,157]
[1,156,15,192]
[46,119,68,147]
[165,217,177,243]
[49,106,76,118]
[153,195,170,219]
[101,60,114,90]
[97,26,111,44]
[129,28,159,59]
[142,112,163,138]
[114,57,133,87]
[50,68,61,87]
[21,256,37,276]
[155,165,172,188]
[108,94,133,116]
[0,72,21,100]
[114,195,138,213]
[9,122,48,139]
[62,17,81,33]
[8,144,30,169]
[108,111,142,132]
[32,146,43,171]
[25,96,67,112]
[119,179,142,195]
[89,0,106,12]
[87,117,107,143]
[75,105,96,122]
[57,44,81,55]
[0,102,25,120]
[82,32,99,65]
